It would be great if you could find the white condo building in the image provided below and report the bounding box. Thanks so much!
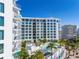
[21,17,60,41]
[0,0,21,59]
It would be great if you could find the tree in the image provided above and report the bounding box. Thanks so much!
[42,39,47,43]
[58,39,67,46]
[29,55,36,59]
[34,50,44,59]
[33,39,37,44]
[47,42,56,59]
[65,40,76,57]
[19,40,29,59]
[75,39,79,48]
[69,42,75,56]
[38,39,47,44]
[29,50,44,59]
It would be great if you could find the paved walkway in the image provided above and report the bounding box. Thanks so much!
[68,55,79,59]
[69,55,76,59]
[68,50,79,59]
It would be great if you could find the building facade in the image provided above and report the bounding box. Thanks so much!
[0,0,21,59]
[62,25,77,39]
[0,0,60,59]
[21,17,60,41]
[77,28,79,37]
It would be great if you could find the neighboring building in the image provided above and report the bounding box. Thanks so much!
[77,28,79,36]
[21,17,60,41]
[62,25,77,39]
[0,0,21,59]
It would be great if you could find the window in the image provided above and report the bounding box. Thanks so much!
[0,17,4,26]
[22,22,24,24]
[29,22,31,24]
[21,34,24,36]
[54,31,56,33]
[37,34,39,36]
[37,20,39,22]
[29,37,31,39]
[29,25,31,27]
[54,36,56,38]
[57,20,59,22]
[48,36,49,38]
[47,20,49,22]
[53,20,56,22]
[26,37,28,39]
[54,28,56,30]
[37,37,39,38]
[26,28,28,30]
[22,37,24,39]
[25,25,28,27]
[22,31,24,33]
[26,22,28,24]
[29,28,31,30]
[47,28,49,30]
[51,20,52,22]
[22,19,25,21]
[25,19,29,21]
[21,25,24,27]
[54,34,56,35]
[26,34,28,36]
[51,28,52,30]
[26,31,28,33]
[21,28,24,30]
[29,34,31,36]
[37,31,39,33]
[37,28,39,30]
[0,44,3,54]
[0,30,4,40]
[14,36,16,40]
[29,31,31,33]
[0,3,4,13]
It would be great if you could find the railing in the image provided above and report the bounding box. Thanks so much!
[0,49,3,54]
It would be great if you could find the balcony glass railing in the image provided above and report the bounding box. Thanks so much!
[0,3,4,13]
[0,49,3,54]
[0,30,4,40]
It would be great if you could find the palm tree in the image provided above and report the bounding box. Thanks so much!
[58,39,67,46]
[19,40,29,59]
[34,50,44,59]
[58,39,71,58]
[33,39,37,44]
[69,42,75,56]
[29,50,44,59]
[29,55,36,59]
[47,42,56,59]
[65,40,76,57]
[76,39,79,48]
[38,39,46,44]
[42,39,47,44]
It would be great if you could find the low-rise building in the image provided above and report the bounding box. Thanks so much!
[62,25,77,39]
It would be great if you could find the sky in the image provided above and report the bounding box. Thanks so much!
[17,0,79,27]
